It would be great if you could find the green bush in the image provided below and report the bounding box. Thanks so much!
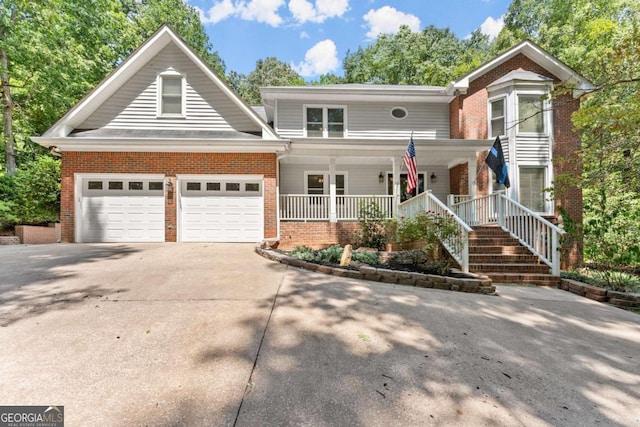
[0,156,61,228]
[396,210,460,260]
[289,245,316,261]
[315,245,343,264]
[352,201,389,250]
[351,250,379,266]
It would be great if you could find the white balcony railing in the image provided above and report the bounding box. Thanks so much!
[279,194,394,221]
[397,191,472,273]
[452,192,565,275]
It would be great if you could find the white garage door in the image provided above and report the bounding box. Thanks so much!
[179,176,264,242]
[79,176,165,242]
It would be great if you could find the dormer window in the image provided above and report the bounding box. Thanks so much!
[158,71,185,117]
[489,98,505,137]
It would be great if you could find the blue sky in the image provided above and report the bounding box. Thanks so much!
[186,0,513,78]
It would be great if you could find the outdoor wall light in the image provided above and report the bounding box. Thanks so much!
[430,172,437,183]
[378,172,384,183]
[166,179,173,190]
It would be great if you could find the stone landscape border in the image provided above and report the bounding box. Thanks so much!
[559,279,640,310]
[256,246,496,295]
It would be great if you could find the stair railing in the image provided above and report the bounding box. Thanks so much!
[451,192,566,275]
[398,191,473,273]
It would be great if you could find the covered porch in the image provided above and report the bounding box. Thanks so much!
[277,138,491,223]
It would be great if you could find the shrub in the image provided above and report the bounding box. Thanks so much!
[315,245,343,264]
[289,245,315,261]
[352,201,389,250]
[352,250,379,266]
[562,268,640,293]
[396,210,460,260]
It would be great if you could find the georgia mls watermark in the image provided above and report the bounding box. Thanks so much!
[0,406,64,427]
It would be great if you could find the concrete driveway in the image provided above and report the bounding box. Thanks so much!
[0,244,639,426]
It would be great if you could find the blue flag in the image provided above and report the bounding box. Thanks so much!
[485,136,510,188]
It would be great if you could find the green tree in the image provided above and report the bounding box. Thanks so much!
[499,0,640,266]
[343,25,488,86]
[230,57,304,105]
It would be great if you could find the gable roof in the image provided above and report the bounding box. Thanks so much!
[449,40,593,97]
[40,25,280,141]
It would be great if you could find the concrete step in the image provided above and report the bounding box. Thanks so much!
[483,272,561,287]
[469,263,551,274]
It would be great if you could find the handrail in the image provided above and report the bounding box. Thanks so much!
[451,192,565,275]
[398,191,472,273]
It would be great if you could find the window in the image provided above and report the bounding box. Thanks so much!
[387,173,425,202]
[518,95,544,133]
[128,181,143,190]
[307,174,324,195]
[305,106,345,137]
[88,181,103,190]
[206,182,220,191]
[245,183,260,192]
[305,173,346,195]
[149,181,163,191]
[490,98,505,137]
[391,107,408,120]
[226,183,240,191]
[519,167,546,212]
[186,182,201,191]
[108,181,123,190]
[159,73,184,116]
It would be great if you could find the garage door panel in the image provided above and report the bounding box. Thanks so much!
[180,178,263,242]
[80,178,165,243]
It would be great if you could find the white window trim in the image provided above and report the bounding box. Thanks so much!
[515,91,549,136]
[157,70,187,118]
[303,105,347,138]
[488,95,507,138]
[303,171,348,195]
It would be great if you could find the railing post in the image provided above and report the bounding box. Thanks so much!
[551,231,560,275]
[461,229,469,273]
[498,194,505,228]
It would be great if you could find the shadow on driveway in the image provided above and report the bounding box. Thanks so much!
[0,244,136,326]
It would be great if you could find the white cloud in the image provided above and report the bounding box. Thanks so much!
[196,0,285,27]
[300,31,310,39]
[293,39,339,77]
[196,0,236,24]
[238,0,286,26]
[479,15,504,39]
[363,6,420,39]
[288,0,349,24]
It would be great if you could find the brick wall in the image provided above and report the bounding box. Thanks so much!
[61,152,277,242]
[278,221,360,250]
[15,224,61,244]
[448,54,583,268]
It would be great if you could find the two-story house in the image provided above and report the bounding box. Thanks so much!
[33,25,589,274]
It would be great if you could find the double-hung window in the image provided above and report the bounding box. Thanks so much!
[519,167,547,212]
[489,98,506,138]
[158,71,185,117]
[305,172,346,195]
[518,94,545,134]
[305,106,345,137]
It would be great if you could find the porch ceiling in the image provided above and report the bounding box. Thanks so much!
[280,139,492,166]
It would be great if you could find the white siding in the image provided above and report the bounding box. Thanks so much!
[515,135,550,162]
[276,101,449,139]
[80,44,260,133]
[280,163,450,201]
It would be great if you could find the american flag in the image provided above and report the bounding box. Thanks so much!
[403,137,418,194]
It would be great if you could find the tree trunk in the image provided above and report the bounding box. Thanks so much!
[1,45,16,176]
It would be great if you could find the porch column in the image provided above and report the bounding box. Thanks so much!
[468,157,477,198]
[392,157,401,217]
[329,157,337,222]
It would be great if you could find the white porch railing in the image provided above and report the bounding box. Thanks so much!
[452,192,566,275]
[279,194,394,221]
[397,191,472,273]
[280,195,330,220]
[446,194,473,207]
[336,195,394,220]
